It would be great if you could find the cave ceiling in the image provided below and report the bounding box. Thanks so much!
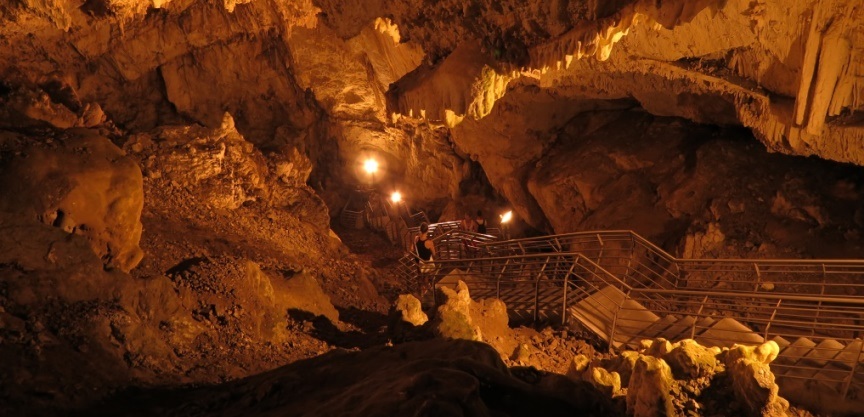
[1,0,863,219]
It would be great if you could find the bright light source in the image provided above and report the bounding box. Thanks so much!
[391,191,402,203]
[363,158,379,174]
[500,210,513,224]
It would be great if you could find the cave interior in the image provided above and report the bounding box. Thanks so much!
[1,0,864,416]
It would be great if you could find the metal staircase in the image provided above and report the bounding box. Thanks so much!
[395,222,504,298]
[339,190,371,229]
[410,229,864,413]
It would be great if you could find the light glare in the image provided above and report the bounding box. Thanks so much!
[500,210,513,224]
[363,158,379,174]
[391,191,402,203]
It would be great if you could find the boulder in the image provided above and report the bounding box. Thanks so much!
[587,366,622,397]
[644,338,673,357]
[726,340,780,365]
[431,280,519,358]
[725,341,789,416]
[276,270,341,326]
[79,102,106,127]
[511,343,533,363]
[392,294,428,326]
[469,296,517,357]
[606,350,640,386]
[432,281,482,342]
[0,130,144,272]
[663,339,718,379]
[626,355,675,417]
[566,354,591,381]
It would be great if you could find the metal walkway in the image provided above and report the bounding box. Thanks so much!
[400,228,864,413]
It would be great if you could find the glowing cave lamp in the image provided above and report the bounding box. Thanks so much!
[363,158,379,175]
[500,210,513,224]
[390,191,402,204]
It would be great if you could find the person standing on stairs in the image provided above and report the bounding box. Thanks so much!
[460,212,477,232]
[475,210,487,234]
[415,223,437,295]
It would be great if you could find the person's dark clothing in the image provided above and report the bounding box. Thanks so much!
[416,235,433,260]
[476,218,487,234]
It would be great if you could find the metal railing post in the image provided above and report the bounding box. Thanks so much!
[691,295,709,339]
[841,340,864,400]
[764,299,782,340]
[753,263,762,292]
[534,257,550,323]
[596,233,604,263]
[561,258,580,325]
[813,264,827,335]
[497,258,511,299]
[628,232,636,280]
[608,288,631,352]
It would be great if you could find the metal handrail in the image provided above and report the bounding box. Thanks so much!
[475,229,864,298]
[407,227,864,402]
[423,242,864,401]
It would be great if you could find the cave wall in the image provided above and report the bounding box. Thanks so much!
[3,0,862,223]
[334,0,864,167]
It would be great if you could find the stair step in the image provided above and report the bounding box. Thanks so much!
[641,315,679,340]
[775,337,817,369]
[801,339,846,367]
[569,286,659,348]
[656,316,697,342]
[834,339,864,370]
[810,364,852,391]
[695,317,762,348]
[768,337,824,385]
[617,315,678,350]
[692,316,716,337]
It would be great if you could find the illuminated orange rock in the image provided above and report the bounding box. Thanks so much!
[0,130,144,271]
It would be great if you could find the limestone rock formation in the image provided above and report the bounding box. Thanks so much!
[432,279,518,358]
[432,280,484,342]
[133,114,268,210]
[626,355,675,417]
[568,338,792,417]
[0,129,144,271]
[724,341,788,416]
[392,294,428,327]
[277,270,341,326]
[663,339,719,379]
[523,111,864,260]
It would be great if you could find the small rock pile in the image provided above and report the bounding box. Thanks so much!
[389,280,797,417]
[569,338,790,417]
